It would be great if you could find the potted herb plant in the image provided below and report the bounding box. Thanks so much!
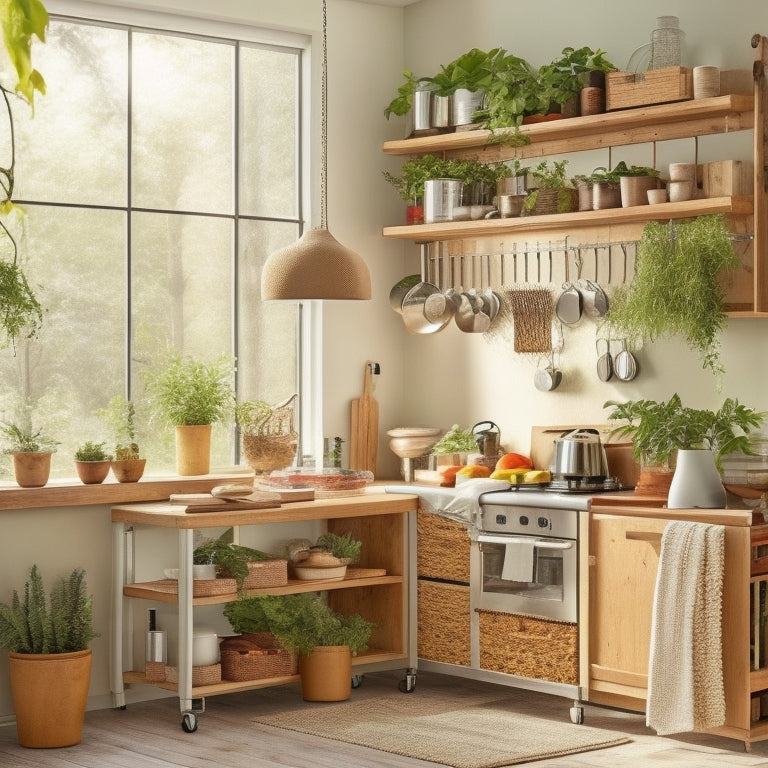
[193,530,283,589]
[0,420,58,487]
[74,440,113,484]
[430,424,478,466]
[98,394,146,482]
[0,565,99,748]
[605,215,740,379]
[474,51,539,134]
[142,353,233,475]
[614,161,662,207]
[605,393,765,502]
[523,160,577,215]
[223,592,373,702]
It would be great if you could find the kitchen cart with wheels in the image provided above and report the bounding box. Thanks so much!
[109,493,418,731]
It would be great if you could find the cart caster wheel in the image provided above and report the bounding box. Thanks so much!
[570,706,584,725]
[351,674,363,689]
[398,675,416,693]
[181,712,198,733]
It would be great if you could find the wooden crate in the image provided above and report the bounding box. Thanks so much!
[700,160,753,198]
[606,66,693,111]
[417,510,471,583]
[417,579,470,666]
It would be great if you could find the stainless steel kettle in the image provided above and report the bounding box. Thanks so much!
[552,428,609,477]
[473,421,501,457]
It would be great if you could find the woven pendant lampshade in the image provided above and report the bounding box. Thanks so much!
[261,0,371,301]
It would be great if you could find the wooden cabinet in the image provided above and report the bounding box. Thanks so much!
[381,37,768,316]
[584,502,761,749]
[110,493,418,729]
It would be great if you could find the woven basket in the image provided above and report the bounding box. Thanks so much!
[417,579,471,666]
[524,187,577,216]
[220,633,298,682]
[164,663,222,686]
[417,510,471,583]
[242,559,288,589]
[478,610,578,684]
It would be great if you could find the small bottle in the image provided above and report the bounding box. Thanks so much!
[650,16,685,70]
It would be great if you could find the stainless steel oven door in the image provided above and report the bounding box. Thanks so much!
[475,533,577,623]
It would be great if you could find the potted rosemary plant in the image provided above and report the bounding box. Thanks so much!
[74,440,113,484]
[0,565,99,748]
[0,420,58,487]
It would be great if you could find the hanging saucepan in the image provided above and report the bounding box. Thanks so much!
[423,248,456,324]
[585,279,609,318]
[555,256,583,325]
[401,243,452,334]
[389,274,420,314]
[455,254,491,333]
[613,339,639,381]
[596,338,613,382]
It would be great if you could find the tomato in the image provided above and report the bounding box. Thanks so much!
[495,452,533,471]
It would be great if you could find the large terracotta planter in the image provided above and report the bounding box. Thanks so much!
[11,451,52,488]
[75,460,111,484]
[110,458,146,483]
[299,645,352,702]
[9,649,92,748]
[175,424,212,476]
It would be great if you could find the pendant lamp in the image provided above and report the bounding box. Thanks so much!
[261,0,371,300]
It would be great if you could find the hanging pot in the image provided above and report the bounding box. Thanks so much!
[596,339,613,382]
[389,274,420,314]
[667,449,727,509]
[613,340,639,381]
[401,243,451,334]
[556,283,583,325]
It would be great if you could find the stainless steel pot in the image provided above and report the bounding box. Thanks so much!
[553,428,609,478]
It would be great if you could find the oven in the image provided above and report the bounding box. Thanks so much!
[475,501,578,623]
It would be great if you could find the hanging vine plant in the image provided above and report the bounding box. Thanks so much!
[0,0,49,349]
[605,214,740,379]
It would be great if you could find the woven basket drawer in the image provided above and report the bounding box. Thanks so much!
[418,579,470,666]
[242,559,288,589]
[417,510,471,583]
[478,610,578,685]
[220,632,298,682]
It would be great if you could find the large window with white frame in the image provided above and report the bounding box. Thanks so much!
[0,11,306,478]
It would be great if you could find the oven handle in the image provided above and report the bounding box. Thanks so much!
[477,534,574,551]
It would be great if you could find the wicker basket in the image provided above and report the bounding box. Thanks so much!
[523,187,577,216]
[418,579,471,666]
[242,559,288,589]
[417,510,471,583]
[220,633,298,682]
[164,663,222,686]
[478,610,578,684]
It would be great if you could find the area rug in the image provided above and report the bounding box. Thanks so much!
[251,676,630,767]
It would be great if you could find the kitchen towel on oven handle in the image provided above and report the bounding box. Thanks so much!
[501,539,536,582]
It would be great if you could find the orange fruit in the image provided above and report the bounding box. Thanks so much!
[457,465,491,478]
[495,452,533,471]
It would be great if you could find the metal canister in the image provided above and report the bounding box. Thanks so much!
[472,421,500,457]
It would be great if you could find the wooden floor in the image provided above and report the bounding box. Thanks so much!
[2,671,768,767]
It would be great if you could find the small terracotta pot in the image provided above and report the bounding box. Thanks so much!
[111,458,147,483]
[75,460,111,484]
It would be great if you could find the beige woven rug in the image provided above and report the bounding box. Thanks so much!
[251,675,630,767]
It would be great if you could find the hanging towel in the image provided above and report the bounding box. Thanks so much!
[501,540,536,582]
[646,520,726,735]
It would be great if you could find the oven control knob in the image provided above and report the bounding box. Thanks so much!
[518,515,528,526]
[537,516,550,529]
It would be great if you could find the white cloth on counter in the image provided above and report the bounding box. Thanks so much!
[384,479,510,527]
[501,540,535,582]
[646,520,726,736]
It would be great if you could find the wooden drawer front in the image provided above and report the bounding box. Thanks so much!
[417,510,470,583]
[417,579,470,666]
[478,610,578,685]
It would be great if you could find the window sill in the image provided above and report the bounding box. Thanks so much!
[0,472,255,511]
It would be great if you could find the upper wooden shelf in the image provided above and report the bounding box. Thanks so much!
[382,94,754,161]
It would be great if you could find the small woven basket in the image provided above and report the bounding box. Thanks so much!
[242,559,288,589]
[165,663,222,686]
[242,394,298,473]
[220,633,298,682]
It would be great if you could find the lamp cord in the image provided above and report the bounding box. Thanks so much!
[320,0,328,230]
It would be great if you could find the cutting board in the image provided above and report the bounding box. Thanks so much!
[349,362,378,475]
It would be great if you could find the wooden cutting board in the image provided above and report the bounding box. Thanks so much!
[349,362,379,475]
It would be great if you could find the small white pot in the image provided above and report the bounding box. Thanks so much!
[667,449,726,509]
[192,629,220,666]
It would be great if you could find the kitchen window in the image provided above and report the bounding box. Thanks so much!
[0,8,309,477]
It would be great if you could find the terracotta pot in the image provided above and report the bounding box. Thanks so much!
[110,458,147,483]
[619,175,660,207]
[634,466,674,498]
[10,649,92,748]
[11,451,52,488]
[299,645,352,702]
[175,424,212,476]
[75,459,111,484]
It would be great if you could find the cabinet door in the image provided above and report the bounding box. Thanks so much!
[586,513,667,712]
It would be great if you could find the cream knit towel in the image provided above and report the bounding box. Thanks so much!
[646,520,726,735]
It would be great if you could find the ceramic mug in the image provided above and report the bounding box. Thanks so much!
[668,180,695,202]
[693,66,720,99]
[647,188,668,204]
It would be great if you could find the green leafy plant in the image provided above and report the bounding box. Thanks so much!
[74,440,112,462]
[613,161,660,178]
[224,593,374,657]
[605,394,765,471]
[431,424,477,454]
[143,353,234,426]
[605,215,740,378]
[474,51,539,131]
[537,46,616,109]
[0,421,57,453]
[0,564,99,653]
[98,395,141,460]
[193,530,277,588]
[524,160,576,213]
[384,70,430,119]
[429,47,503,97]
[314,531,362,563]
